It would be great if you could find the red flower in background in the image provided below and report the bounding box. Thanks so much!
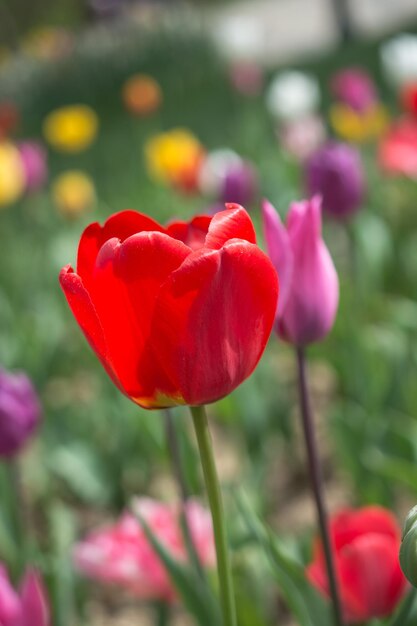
[60,205,278,409]
[307,506,407,623]
[0,102,19,139]
[401,82,417,117]
[379,117,417,178]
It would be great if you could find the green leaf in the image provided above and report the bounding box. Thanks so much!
[49,504,79,626]
[133,501,220,626]
[389,589,417,626]
[0,505,18,566]
[48,443,110,505]
[236,492,332,626]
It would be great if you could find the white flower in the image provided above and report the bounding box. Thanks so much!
[381,34,417,87]
[212,16,264,62]
[266,71,320,122]
[198,148,242,197]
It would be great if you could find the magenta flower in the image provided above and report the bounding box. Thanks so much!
[331,68,377,112]
[0,564,49,626]
[0,368,41,458]
[73,498,215,602]
[18,142,48,193]
[262,197,339,346]
[305,142,365,219]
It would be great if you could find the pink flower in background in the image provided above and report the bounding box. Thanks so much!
[74,498,215,602]
[0,564,49,626]
[279,115,326,162]
[262,197,339,346]
[229,61,264,96]
[331,68,377,112]
[18,142,48,193]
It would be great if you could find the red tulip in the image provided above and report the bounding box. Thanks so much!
[401,81,417,117]
[379,117,417,178]
[307,506,407,623]
[60,205,278,409]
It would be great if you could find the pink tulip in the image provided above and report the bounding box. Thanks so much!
[262,196,339,346]
[73,498,215,602]
[0,565,49,626]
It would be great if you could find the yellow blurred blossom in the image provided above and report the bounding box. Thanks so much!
[0,142,25,208]
[145,128,204,192]
[22,27,73,60]
[123,74,162,116]
[43,105,99,153]
[330,103,389,143]
[52,171,96,218]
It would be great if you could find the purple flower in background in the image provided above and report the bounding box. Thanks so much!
[0,564,49,626]
[0,368,41,457]
[18,142,48,193]
[221,161,258,207]
[331,68,377,112]
[305,142,365,219]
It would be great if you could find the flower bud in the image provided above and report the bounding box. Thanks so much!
[400,505,417,586]
[262,196,339,346]
[0,368,41,457]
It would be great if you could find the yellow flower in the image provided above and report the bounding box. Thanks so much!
[145,128,204,191]
[52,171,96,218]
[330,103,390,143]
[0,142,25,208]
[22,27,73,60]
[123,74,162,116]
[43,105,99,153]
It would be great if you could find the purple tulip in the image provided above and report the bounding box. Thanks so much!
[331,68,377,112]
[221,161,258,207]
[0,565,49,626]
[305,142,365,219]
[262,197,339,346]
[18,142,48,193]
[0,368,41,457]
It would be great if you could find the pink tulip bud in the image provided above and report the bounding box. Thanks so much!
[0,564,49,626]
[262,196,339,346]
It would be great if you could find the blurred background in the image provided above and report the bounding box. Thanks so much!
[2,0,417,625]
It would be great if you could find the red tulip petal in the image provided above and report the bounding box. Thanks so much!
[331,506,400,551]
[89,232,191,408]
[59,265,123,392]
[338,534,406,621]
[166,216,212,250]
[151,239,278,405]
[77,210,166,288]
[204,204,256,250]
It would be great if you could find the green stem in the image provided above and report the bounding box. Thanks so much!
[163,409,206,582]
[296,348,344,626]
[154,601,169,626]
[6,459,30,569]
[190,405,237,626]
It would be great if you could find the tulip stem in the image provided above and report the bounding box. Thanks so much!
[190,405,237,626]
[163,409,206,582]
[296,348,344,626]
[7,459,31,561]
[154,601,169,626]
